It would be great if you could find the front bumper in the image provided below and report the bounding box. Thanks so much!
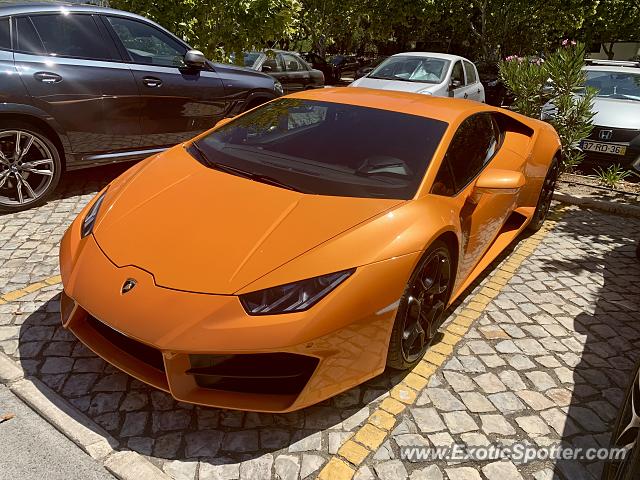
[581,126,640,169]
[60,226,417,412]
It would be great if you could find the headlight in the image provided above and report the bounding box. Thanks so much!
[81,191,107,238]
[274,81,284,96]
[240,269,355,315]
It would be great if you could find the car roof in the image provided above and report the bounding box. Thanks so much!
[287,87,493,124]
[584,65,640,74]
[391,52,471,63]
[0,2,152,24]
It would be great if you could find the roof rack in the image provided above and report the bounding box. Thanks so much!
[585,59,640,68]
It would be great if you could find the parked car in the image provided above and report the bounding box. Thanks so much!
[60,87,560,412]
[349,52,485,102]
[476,61,513,107]
[300,51,337,84]
[242,50,325,93]
[570,60,640,170]
[355,56,388,79]
[329,54,360,81]
[602,357,640,479]
[0,3,281,213]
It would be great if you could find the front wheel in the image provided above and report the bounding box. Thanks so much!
[387,240,453,370]
[0,124,61,212]
[527,156,559,232]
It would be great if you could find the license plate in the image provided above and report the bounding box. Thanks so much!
[581,141,627,155]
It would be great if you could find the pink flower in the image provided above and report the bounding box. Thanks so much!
[562,39,569,46]
[571,40,577,46]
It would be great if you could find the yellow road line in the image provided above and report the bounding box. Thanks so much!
[0,275,62,304]
[317,207,569,480]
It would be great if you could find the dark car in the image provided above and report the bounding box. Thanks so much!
[475,61,514,107]
[0,3,281,212]
[355,56,388,79]
[300,51,337,84]
[242,50,325,93]
[329,54,360,81]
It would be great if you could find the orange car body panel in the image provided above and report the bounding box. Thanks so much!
[60,87,561,412]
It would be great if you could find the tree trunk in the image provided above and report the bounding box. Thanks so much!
[603,42,615,60]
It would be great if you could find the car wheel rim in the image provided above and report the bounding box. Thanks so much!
[401,248,451,363]
[538,160,559,223]
[0,130,55,207]
[611,367,640,480]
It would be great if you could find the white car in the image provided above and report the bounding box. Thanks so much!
[579,60,640,170]
[349,52,485,102]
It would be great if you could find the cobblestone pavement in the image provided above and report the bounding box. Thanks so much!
[0,164,639,480]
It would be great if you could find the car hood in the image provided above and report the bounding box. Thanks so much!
[93,146,402,295]
[350,77,441,94]
[591,97,640,130]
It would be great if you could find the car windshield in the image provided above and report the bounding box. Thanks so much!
[243,52,262,68]
[584,70,640,101]
[368,56,450,84]
[189,99,448,200]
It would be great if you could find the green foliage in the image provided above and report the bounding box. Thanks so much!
[500,42,595,172]
[596,164,632,188]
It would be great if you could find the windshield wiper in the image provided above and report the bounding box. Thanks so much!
[190,142,303,192]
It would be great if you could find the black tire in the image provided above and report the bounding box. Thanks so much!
[527,156,560,232]
[602,359,640,480]
[0,120,62,213]
[387,240,454,370]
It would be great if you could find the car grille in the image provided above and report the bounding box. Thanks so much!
[86,315,165,372]
[588,126,640,143]
[187,353,319,395]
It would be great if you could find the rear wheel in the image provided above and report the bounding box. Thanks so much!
[0,122,61,212]
[387,240,453,370]
[527,156,559,232]
[602,359,640,480]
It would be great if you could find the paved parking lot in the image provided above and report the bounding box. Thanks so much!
[1,163,639,480]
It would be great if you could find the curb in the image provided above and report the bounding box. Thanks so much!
[0,350,170,479]
[553,191,640,218]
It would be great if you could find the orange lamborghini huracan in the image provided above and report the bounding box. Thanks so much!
[59,88,560,412]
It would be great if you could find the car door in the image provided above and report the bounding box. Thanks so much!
[431,113,514,281]
[281,53,309,92]
[449,60,467,99]
[104,15,228,149]
[463,60,484,102]
[12,13,142,156]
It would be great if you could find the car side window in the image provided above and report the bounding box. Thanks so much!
[15,17,45,55]
[262,54,283,72]
[436,114,498,194]
[283,53,305,72]
[431,160,456,196]
[0,17,10,50]
[29,14,111,60]
[106,16,187,67]
[463,61,477,84]
[451,61,464,86]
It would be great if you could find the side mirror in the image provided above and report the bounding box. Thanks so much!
[469,169,525,203]
[262,65,272,72]
[449,79,463,91]
[184,49,207,69]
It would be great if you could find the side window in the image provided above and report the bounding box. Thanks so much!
[443,114,498,193]
[463,61,477,84]
[451,61,464,86]
[283,53,304,72]
[263,53,283,72]
[15,16,45,55]
[29,14,111,60]
[431,160,456,196]
[0,17,10,50]
[107,16,187,67]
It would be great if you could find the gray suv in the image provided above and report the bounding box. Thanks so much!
[0,3,282,212]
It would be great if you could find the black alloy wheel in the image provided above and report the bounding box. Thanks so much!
[387,240,453,369]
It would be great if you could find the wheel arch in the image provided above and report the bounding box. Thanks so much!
[0,110,69,170]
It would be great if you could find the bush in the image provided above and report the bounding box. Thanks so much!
[499,42,596,172]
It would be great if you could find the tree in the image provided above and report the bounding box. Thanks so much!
[587,0,640,59]
[110,0,301,61]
